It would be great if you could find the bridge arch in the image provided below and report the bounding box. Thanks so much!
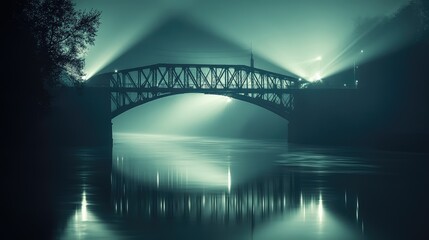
[89,63,303,121]
[111,92,293,120]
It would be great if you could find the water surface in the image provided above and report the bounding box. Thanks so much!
[54,134,429,239]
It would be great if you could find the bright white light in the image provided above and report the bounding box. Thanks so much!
[80,0,408,83]
[360,50,364,53]
[316,56,322,61]
[318,193,324,224]
[114,69,118,73]
[226,97,232,103]
[81,191,88,221]
[227,166,231,192]
[156,171,159,188]
[310,72,322,82]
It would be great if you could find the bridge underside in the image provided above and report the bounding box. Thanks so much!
[89,64,303,120]
[111,91,295,119]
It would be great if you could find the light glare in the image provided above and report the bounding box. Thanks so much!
[227,166,231,192]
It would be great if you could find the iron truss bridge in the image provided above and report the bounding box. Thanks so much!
[89,63,304,119]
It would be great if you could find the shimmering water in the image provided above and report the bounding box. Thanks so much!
[54,134,429,239]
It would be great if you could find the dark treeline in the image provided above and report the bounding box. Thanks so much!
[359,1,429,151]
[314,0,429,151]
[5,0,100,239]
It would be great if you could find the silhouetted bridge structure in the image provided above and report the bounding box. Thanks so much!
[89,63,305,119]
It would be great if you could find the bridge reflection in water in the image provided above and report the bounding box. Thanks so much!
[109,134,364,239]
[112,163,296,223]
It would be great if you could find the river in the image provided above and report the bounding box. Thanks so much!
[52,133,428,239]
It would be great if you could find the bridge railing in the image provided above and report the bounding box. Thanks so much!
[109,64,302,91]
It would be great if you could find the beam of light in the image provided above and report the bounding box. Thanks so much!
[309,72,323,82]
[112,94,233,136]
[318,10,417,79]
[83,25,158,79]
[79,0,410,82]
[316,19,381,79]
[186,1,410,81]
[78,0,198,79]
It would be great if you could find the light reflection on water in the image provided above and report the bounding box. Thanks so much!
[57,134,388,239]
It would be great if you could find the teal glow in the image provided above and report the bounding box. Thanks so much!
[113,94,231,136]
[77,0,409,80]
[112,93,288,138]
[58,190,120,239]
[113,133,232,190]
[253,192,363,240]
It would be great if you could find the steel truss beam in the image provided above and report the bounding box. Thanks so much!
[92,64,303,119]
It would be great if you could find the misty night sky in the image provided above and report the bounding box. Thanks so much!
[76,0,410,139]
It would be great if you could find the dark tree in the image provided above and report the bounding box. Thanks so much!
[6,0,100,112]
[26,0,101,85]
[4,2,100,237]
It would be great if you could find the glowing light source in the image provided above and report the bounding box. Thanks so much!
[318,193,324,224]
[114,69,118,73]
[156,171,159,188]
[226,96,232,103]
[81,191,88,221]
[310,72,323,82]
[316,56,322,61]
[227,166,231,192]
[316,72,322,81]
